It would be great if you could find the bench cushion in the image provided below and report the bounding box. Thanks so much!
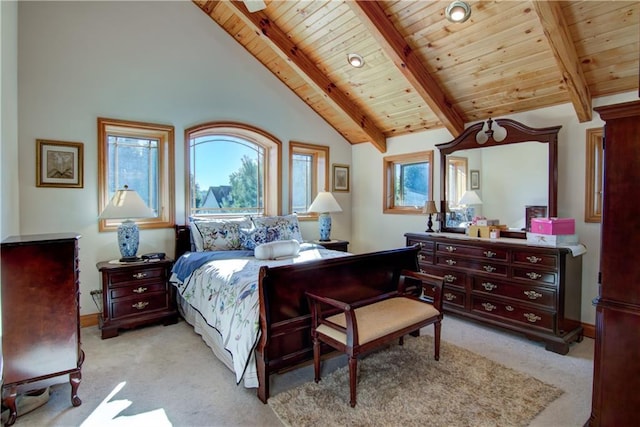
[316,297,440,345]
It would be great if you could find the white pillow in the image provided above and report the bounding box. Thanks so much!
[254,240,301,260]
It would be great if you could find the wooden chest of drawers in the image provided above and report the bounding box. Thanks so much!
[405,232,584,354]
[97,259,178,339]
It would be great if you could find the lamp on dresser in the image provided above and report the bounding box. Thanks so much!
[422,200,438,232]
[308,191,342,242]
[458,190,483,223]
[99,185,155,262]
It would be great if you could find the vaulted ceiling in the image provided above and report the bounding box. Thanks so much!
[194,1,639,152]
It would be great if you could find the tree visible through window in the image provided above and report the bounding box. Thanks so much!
[383,151,434,214]
[289,141,329,218]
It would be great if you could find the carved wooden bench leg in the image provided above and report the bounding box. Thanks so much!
[2,385,18,427]
[434,320,441,361]
[313,337,321,383]
[348,356,358,408]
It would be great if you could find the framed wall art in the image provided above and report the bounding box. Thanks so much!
[332,164,350,192]
[36,139,84,188]
[470,169,480,190]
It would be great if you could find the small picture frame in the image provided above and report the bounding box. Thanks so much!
[36,139,84,188]
[470,169,480,190]
[332,164,350,192]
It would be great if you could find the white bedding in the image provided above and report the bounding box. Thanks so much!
[169,245,349,387]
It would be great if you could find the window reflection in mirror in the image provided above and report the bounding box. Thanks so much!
[585,128,603,223]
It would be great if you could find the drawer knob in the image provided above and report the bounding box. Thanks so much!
[482,302,496,312]
[444,293,456,301]
[418,254,425,261]
[524,312,541,323]
[132,301,149,310]
[446,259,457,266]
[133,287,148,294]
[526,256,542,264]
[526,272,542,280]
[524,290,543,300]
[132,272,148,279]
[483,265,496,273]
[484,250,496,258]
[420,268,426,274]
[505,305,514,311]
[482,282,497,291]
[445,246,456,252]
[443,274,456,283]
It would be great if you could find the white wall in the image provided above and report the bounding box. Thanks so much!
[352,91,639,325]
[17,1,352,315]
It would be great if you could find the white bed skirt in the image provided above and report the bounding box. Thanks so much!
[177,293,259,388]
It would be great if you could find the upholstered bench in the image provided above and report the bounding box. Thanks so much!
[306,269,444,407]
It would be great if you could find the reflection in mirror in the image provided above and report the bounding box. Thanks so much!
[437,118,560,236]
[585,128,603,223]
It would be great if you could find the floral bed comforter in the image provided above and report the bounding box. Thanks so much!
[169,244,349,385]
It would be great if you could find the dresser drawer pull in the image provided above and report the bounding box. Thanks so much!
[444,293,456,301]
[132,287,148,294]
[484,250,496,258]
[445,246,456,252]
[132,301,149,310]
[482,282,497,291]
[482,302,496,312]
[445,259,457,266]
[132,272,148,279]
[505,305,514,311]
[418,254,426,261]
[420,269,426,274]
[443,274,456,283]
[526,256,542,264]
[524,290,543,300]
[483,265,496,273]
[523,313,541,323]
[526,272,542,280]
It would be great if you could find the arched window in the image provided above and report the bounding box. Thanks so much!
[185,122,281,219]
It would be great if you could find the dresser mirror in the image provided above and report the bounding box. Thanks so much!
[436,118,561,237]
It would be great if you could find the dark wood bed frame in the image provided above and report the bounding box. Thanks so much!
[174,225,422,402]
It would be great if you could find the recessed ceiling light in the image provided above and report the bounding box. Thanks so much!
[347,53,365,68]
[445,1,471,23]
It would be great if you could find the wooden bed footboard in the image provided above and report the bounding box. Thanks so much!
[255,244,421,403]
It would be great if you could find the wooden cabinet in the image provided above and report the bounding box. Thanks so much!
[588,101,640,426]
[312,239,349,252]
[97,259,178,339]
[1,233,83,426]
[405,232,583,354]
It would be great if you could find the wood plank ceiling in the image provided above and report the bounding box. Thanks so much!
[194,0,639,152]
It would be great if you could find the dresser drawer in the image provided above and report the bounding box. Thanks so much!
[512,267,557,286]
[436,242,508,261]
[436,255,507,277]
[471,277,555,307]
[108,266,166,286]
[422,283,465,309]
[109,282,168,300]
[407,238,434,251]
[471,296,554,331]
[419,265,466,287]
[110,292,170,319]
[512,250,558,268]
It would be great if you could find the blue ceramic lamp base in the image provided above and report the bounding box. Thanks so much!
[318,213,332,242]
[118,219,140,262]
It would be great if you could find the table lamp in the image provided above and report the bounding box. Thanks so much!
[99,185,155,262]
[422,200,438,232]
[458,190,483,223]
[307,191,342,241]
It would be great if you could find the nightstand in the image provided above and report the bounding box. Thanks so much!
[312,239,349,252]
[96,258,178,339]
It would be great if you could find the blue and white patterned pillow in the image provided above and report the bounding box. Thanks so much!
[241,214,304,250]
[191,218,253,251]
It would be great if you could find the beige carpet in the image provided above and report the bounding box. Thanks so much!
[269,336,563,427]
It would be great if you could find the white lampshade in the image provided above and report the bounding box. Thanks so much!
[459,190,483,206]
[99,185,155,220]
[307,191,342,214]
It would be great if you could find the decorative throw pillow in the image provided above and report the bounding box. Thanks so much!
[254,240,301,260]
[251,214,304,243]
[191,218,253,252]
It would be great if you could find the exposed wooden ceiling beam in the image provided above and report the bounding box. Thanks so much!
[532,1,592,122]
[348,0,465,137]
[208,0,387,152]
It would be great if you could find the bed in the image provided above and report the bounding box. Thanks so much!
[170,215,421,402]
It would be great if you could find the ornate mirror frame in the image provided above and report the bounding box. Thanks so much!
[436,118,561,237]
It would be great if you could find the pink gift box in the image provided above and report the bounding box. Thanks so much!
[530,217,575,235]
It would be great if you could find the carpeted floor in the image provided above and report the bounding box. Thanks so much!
[9,315,594,426]
[269,336,563,427]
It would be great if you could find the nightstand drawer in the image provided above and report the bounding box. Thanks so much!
[110,293,169,319]
[109,282,168,299]
[108,266,166,286]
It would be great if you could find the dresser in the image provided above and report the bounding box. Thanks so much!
[1,233,83,426]
[588,101,640,426]
[405,232,583,354]
[97,258,178,339]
